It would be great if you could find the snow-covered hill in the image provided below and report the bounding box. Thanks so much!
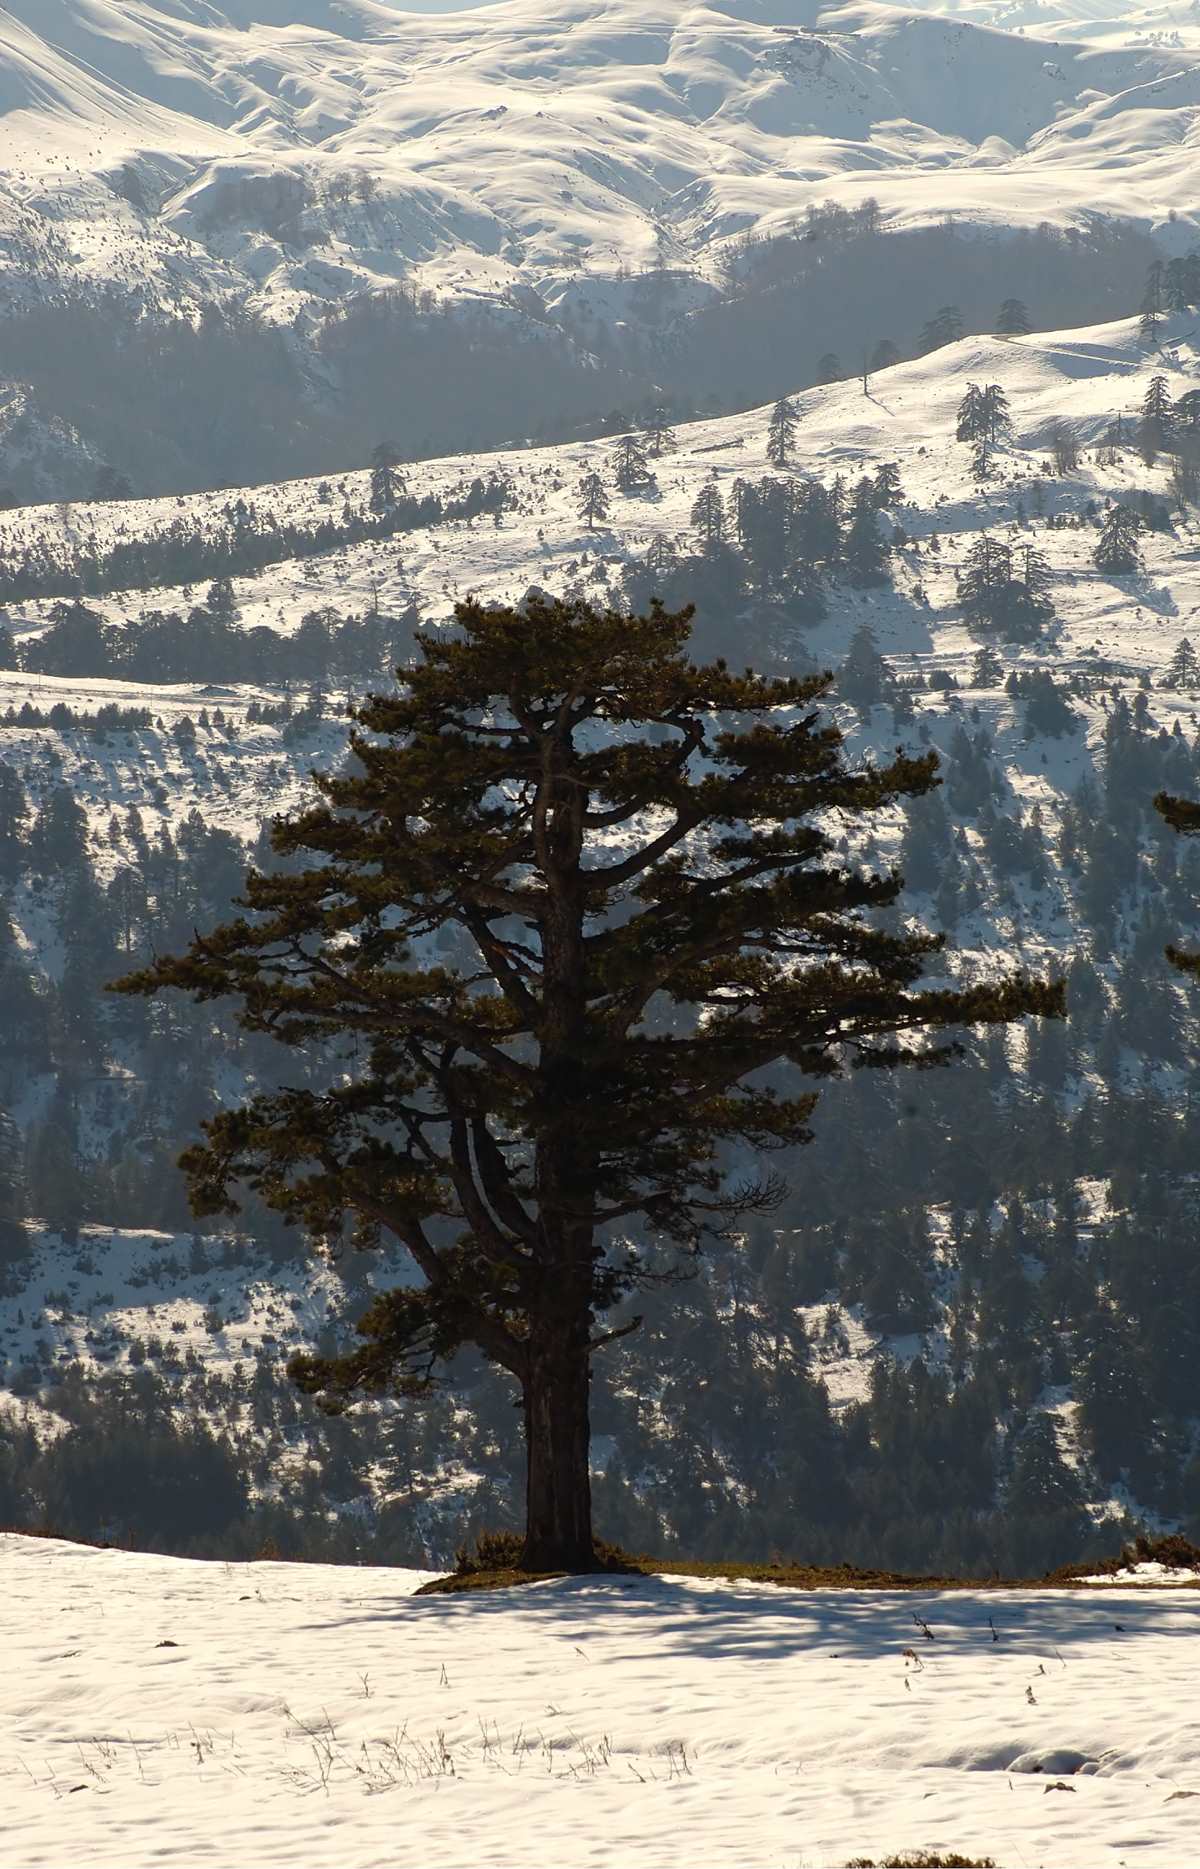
[1,0,1199,327]
[6,307,1199,944]
[2,307,1199,1560]
[2,1533,1199,1869]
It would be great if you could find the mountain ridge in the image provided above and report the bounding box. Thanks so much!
[1,0,1198,327]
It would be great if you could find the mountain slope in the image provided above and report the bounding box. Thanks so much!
[0,0,1198,324]
[2,310,1200,1568]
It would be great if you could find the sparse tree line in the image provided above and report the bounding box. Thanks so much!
[2,587,422,689]
[0,472,509,608]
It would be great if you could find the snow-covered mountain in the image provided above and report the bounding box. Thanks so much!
[2,0,1200,326]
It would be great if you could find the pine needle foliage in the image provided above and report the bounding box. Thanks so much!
[1155,788,1200,979]
[114,595,1063,1569]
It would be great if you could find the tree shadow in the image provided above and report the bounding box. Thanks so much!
[342,1572,1200,1669]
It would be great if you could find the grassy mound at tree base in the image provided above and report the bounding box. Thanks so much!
[414,1532,1200,1596]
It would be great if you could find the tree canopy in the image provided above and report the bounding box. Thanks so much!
[116,595,1063,1569]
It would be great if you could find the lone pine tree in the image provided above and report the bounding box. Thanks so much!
[766,397,799,468]
[1094,503,1142,574]
[612,435,653,494]
[115,595,1062,1572]
[576,470,609,530]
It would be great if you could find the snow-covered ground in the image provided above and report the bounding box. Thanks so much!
[2,1534,1198,1869]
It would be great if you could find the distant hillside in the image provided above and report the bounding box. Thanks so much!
[3,312,1200,1572]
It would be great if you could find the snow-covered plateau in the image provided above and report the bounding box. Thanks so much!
[2,1534,1198,1869]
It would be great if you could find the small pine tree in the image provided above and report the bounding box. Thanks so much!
[611,435,653,493]
[816,353,843,386]
[957,383,1012,448]
[959,533,1012,611]
[369,442,406,515]
[1164,636,1200,691]
[1014,670,1078,738]
[766,397,798,467]
[642,404,677,458]
[1015,542,1053,601]
[917,305,963,354]
[1169,452,1200,510]
[1138,374,1174,463]
[577,470,610,530]
[839,620,891,711]
[971,644,1004,688]
[872,462,903,509]
[690,482,727,553]
[206,578,236,622]
[1175,389,1200,433]
[1007,1413,1084,1516]
[1140,260,1165,345]
[643,535,678,587]
[1165,256,1193,314]
[995,298,1031,337]
[869,337,900,373]
[1093,504,1142,574]
[1048,419,1080,475]
[842,479,891,586]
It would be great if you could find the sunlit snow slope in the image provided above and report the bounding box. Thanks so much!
[2,1535,1198,1869]
[1,0,1200,320]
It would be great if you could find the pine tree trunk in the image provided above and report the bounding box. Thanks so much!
[521,1327,594,1572]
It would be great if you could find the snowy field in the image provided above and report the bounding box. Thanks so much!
[2,1534,1199,1869]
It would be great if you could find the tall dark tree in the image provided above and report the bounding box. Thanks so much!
[690,482,727,553]
[642,405,677,459]
[1140,260,1165,345]
[1155,784,1200,981]
[612,435,653,494]
[956,383,1012,450]
[1175,389,1200,433]
[369,443,407,516]
[115,596,1062,1572]
[1164,636,1200,691]
[1093,504,1142,575]
[971,644,1004,689]
[1006,1412,1084,1517]
[842,479,891,586]
[995,298,1031,337]
[871,462,903,510]
[917,305,963,354]
[1138,374,1174,464]
[0,760,28,881]
[577,471,610,530]
[766,397,799,468]
[837,621,891,712]
[1048,419,1080,475]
